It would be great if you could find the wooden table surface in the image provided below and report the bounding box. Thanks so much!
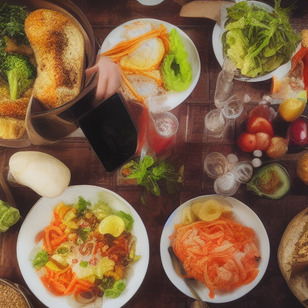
[1,0,308,307]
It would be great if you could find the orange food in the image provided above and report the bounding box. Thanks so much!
[170,217,260,299]
[271,75,282,94]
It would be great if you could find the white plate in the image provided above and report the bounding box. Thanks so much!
[160,195,270,303]
[99,18,201,112]
[17,185,150,308]
[212,1,291,82]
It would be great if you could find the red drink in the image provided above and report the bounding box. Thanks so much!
[148,112,179,156]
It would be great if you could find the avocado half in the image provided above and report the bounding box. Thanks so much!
[247,163,290,199]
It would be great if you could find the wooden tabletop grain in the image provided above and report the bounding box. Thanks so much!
[1,0,308,307]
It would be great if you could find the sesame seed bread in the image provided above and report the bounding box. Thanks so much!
[25,9,85,108]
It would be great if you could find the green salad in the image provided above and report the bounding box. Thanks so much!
[222,0,300,78]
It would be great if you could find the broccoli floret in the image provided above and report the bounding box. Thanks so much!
[0,3,29,47]
[0,52,36,100]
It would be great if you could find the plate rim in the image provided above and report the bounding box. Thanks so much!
[17,184,150,308]
[160,194,270,303]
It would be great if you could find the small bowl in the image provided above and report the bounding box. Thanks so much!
[0,278,33,308]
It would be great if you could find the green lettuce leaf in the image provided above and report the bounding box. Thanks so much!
[161,28,192,91]
[222,0,300,78]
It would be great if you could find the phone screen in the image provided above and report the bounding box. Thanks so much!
[78,93,138,172]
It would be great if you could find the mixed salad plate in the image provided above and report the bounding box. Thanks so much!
[160,195,270,303]
[17,185,149,308]
[99,18,201,112]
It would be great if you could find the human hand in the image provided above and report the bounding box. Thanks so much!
[85,55,122,102]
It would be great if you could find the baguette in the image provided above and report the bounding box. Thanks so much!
[24,9,85,108]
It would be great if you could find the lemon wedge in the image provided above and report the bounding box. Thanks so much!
[98,215,125,237]
[191,199,230,222]
[278,97,306,122]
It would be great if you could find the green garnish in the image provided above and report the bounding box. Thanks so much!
[79,261,88,268]
[32,250,49,270]
[104,279,126,298]
[222,0,300,78]
[115,211,134,232]
[123,155,182,203]
[0,3,29,48]
[0,200,20,232]
[75,196,91,216]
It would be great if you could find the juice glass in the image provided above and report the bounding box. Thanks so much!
[148,112,179,156]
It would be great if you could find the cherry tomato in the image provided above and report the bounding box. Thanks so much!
[237,132,257,152]
[255,132,271,151]
[246,116,274,136]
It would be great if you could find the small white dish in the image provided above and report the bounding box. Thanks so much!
[137,0,164,5]
[17,185,150,308]
[160,194,270,303]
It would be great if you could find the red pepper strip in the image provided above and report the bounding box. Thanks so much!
[291,46,308,71]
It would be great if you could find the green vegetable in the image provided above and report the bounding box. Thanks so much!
[161,28,192,91]
[247,163,290,199]
[123,155,182,203]
[115,211,134,232]
[78,226,91,242]
[0,200,20,232]
[91,200,113,220]
[0,3,29,48]
[32,250,49,269]
[0,52,36,100]
[222,0,300,78]
[104,279,126,298]
[75,196,91,216]
[79,261,88,268]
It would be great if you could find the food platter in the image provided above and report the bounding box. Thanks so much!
[212,0,291,82]
[160,195,270,303]
[99,18,201,113]
[278,207,308,307]
[17,185,150,308]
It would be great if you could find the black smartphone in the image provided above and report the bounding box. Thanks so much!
[77,93,138,172]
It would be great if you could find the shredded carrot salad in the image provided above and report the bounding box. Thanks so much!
[170,217,261,298]
[32,199,139,304]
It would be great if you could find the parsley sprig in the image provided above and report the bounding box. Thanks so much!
[122,155,182,203]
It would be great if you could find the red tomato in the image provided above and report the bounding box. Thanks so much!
[237,132,257,152]
[255,132,272,151]
[246,116,274,136]
[249,104,273,121]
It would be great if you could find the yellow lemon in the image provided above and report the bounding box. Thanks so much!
[191,199,229,222]
[98,215,125,237]
[278,97,306,122]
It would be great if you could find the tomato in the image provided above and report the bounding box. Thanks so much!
[255,132,271,151]
[266,137,289,159]
[249,104,273,121]
[237,132,257,152]
[246,116,274,136]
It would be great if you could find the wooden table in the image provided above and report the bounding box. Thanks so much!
[1,0,308,307]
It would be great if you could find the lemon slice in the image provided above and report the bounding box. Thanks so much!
[191,199,229,222]
[98,215,125,237]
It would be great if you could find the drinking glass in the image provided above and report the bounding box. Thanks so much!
[203,152,230,179]
[204,109,226,139]
[148,112,179,156]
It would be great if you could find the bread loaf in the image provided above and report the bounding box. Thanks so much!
[24,9,85,108]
